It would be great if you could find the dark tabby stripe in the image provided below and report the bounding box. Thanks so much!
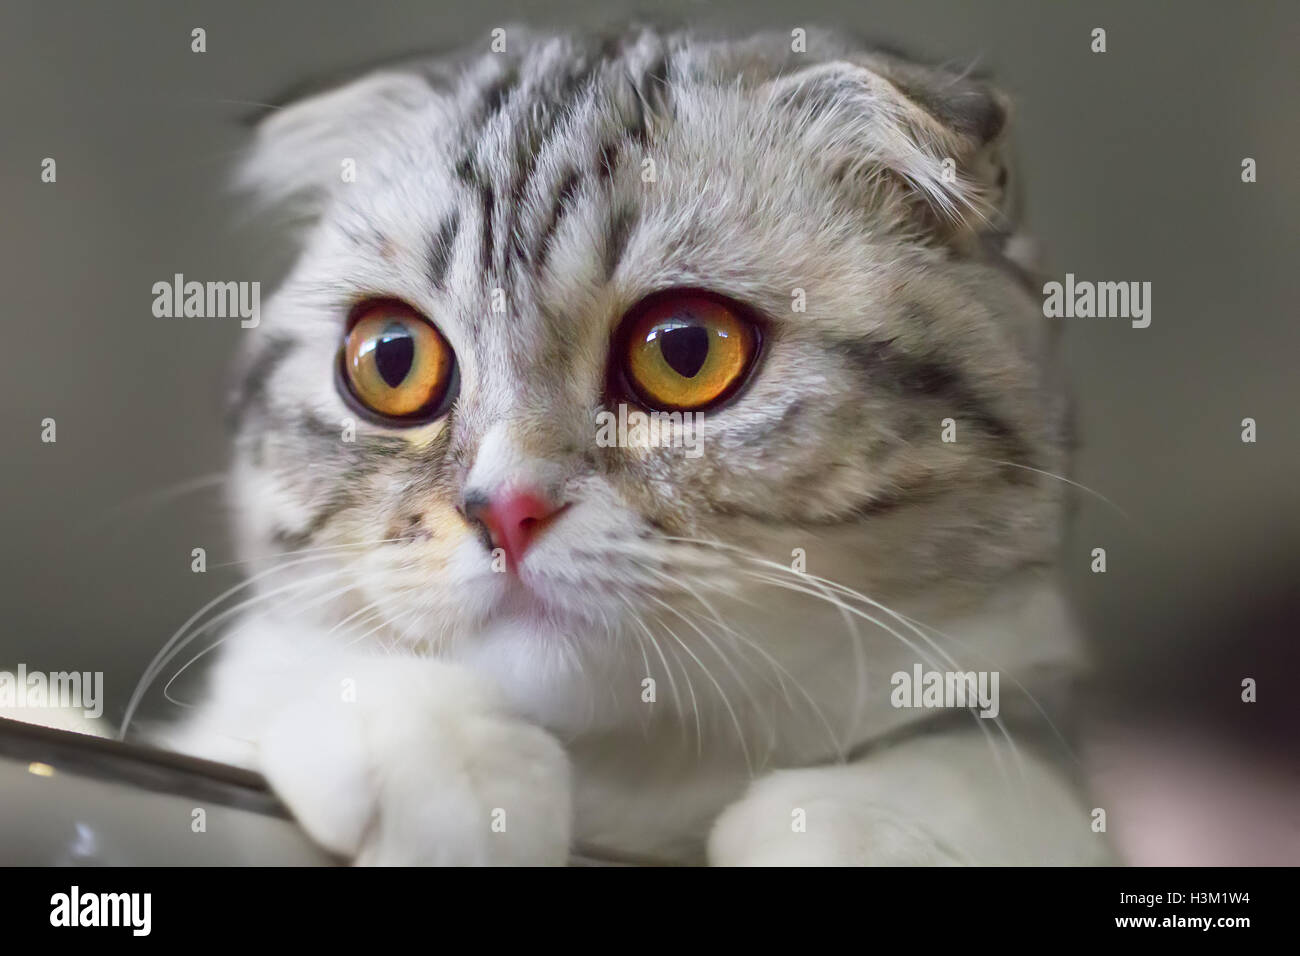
[499,67,604,270]
[596,139,621,184]
[476,183,495,275]
[632,49,671,136]
[227,336,297,430]
[269,492,350,550]
[436,33,681,285]
[533,168,582,269]
[603,204,636,281]
[426,210,460,289]
[834,334,1036,472]
[465,65,519,140]
[267,416,409,548]
[454,37,676,282]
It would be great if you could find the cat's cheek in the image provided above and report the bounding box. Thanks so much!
[390,499,501,620]
[419,498,469,543]
[442,540,510,615]
[401,500,477,572]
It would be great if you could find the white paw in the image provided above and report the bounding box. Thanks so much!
[708,768,966,866]
[258,659,571,866]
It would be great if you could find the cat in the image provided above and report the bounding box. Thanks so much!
[156,25,1109,865]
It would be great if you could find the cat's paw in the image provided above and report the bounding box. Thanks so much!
[707,768,966,866]
[258,659,571,866]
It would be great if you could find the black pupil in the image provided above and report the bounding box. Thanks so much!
[658,324,710,378]
[375,324,416,388]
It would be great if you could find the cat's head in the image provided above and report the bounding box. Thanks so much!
[228,27,1066,735]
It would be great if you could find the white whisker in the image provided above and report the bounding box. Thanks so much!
[979,458,1131,521]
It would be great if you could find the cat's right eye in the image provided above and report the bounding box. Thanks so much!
[337,300,458,424]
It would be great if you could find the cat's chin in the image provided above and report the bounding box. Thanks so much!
[452,608,624,734]
[465,551,632,633]
[480,574,576,627]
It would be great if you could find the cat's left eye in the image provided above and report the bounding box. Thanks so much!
[337,300,457,424]
[615,291,761,412]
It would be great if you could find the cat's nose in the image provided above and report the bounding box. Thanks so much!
[461,487,566,571]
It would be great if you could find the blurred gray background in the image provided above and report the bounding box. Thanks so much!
[1,1,1297,857]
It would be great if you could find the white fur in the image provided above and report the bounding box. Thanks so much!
[162,618,571,865]
[709,730,1108,865]
[164,576,1100,865]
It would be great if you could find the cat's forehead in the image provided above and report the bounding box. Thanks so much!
[315,42,878,323]
[262,25,1036,416]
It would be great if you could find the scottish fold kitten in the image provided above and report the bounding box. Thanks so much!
[159,26,1106,865]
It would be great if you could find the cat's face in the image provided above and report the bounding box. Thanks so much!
[230,28,1066,733]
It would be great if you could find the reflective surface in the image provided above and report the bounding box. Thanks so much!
[0,718,334,866]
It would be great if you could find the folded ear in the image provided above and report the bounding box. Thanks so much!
[235,69,439,221]
[763,54,1015,249]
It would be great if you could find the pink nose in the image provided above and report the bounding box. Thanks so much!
[465,488,565,570]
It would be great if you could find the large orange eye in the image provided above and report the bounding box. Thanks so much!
[339,300,457,423]
[619,291,760,411]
